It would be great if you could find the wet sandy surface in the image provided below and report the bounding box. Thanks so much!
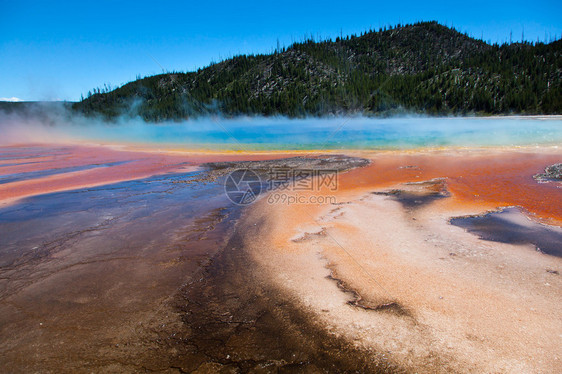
[0,169,237,372]
[1,145,561,372]
[0,145,378,372]
[240,148,562,373]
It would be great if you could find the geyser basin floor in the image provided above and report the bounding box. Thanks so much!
[241,148,562,373]
[0,144,561,372]
[0,146,377,372]
[0,144,299,206]
[0,170,240,372]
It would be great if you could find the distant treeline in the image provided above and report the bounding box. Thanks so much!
[70,21,561,121]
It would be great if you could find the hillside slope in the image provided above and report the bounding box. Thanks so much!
[73,21,562,121]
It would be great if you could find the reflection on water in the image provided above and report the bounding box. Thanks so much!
[450,207,562,257]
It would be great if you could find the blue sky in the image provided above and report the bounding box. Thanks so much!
[1,0,561,102]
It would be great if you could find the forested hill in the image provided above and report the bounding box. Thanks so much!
[73,21,562,121]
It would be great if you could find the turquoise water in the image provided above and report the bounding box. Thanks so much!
[86,117,562,150]
[4,116,562,150]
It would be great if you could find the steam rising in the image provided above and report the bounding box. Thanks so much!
[1,104,561,150]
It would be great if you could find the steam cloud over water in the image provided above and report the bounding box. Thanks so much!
[1,105,561,150]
